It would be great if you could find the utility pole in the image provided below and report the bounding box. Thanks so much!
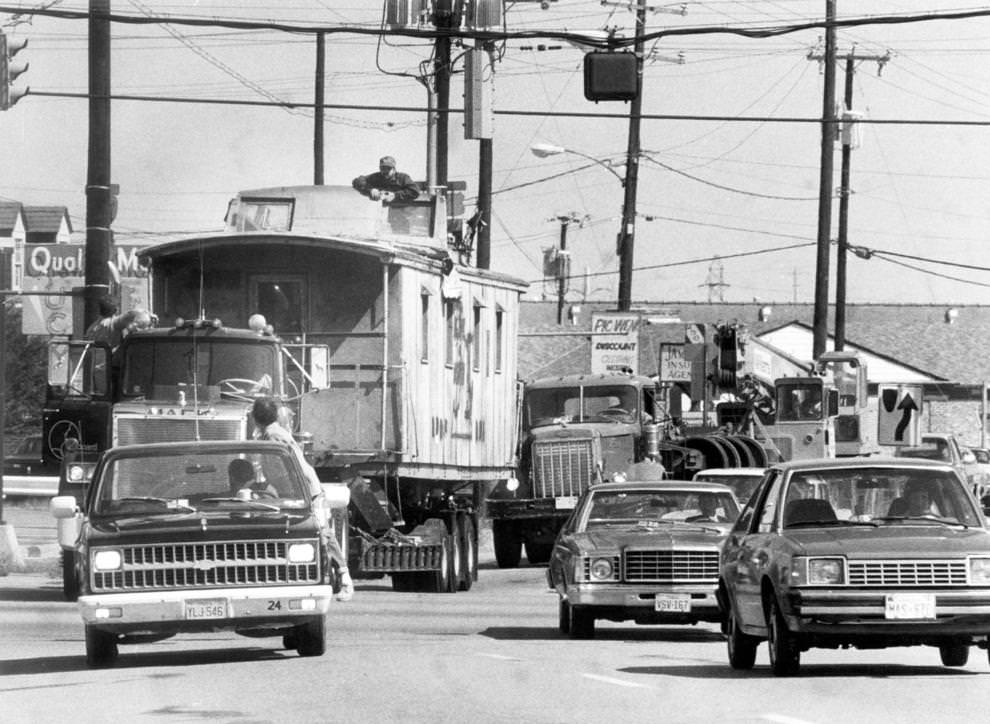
[84,0,113,334]
[811,0,837,359]
[554,213,582,324]
[831,48,889,350]
[431,1,458,188]
[617,0,647,312]
[314,32,325,185]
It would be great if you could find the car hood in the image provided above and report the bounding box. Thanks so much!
[785,525,990,557]
[568,524,727,552]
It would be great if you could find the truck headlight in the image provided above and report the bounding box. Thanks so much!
[791,556,845,586]
[93,550,122,571]
[288,542,316,563]
[67,463,95,483]
[969,557,990,585]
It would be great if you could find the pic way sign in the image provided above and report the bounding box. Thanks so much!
[877,384,922,446]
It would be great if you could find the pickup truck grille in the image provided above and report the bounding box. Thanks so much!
[624,550,720,582]
[90,539,321,592]
[532,439,594,498]
[115,416,245,446]
[847,559,968,586]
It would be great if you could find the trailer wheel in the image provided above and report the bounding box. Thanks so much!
[493,520,521,568]
[447,522,462,594]
[426,536,455,593]
[62,550,79,602]
[524,540,553,566]
[391,573,419,592]
[457,513,476,591]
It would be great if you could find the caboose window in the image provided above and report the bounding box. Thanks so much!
[472,302,482,372]
[445,300,457,367]
[495,307,504,374]
[421,291,430,363]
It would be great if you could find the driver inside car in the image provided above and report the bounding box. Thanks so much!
[228,458,277,498]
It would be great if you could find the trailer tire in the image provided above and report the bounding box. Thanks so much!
[524,540,553,566]
[447,523,462,594]
[426,536,455,593]
[493,520,521,569]
[391,573,419,592]
[457,513,476,591]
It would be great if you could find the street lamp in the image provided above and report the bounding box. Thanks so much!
[529,143,625,185]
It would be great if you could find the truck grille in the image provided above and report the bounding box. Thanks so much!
[90,539,321,592]
[624,550,720,582]
[847,559,968,586]
[532,439,594,498]
[115,416,245,446]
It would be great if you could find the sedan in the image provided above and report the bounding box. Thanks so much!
[692,467,766,507]
[547,480,740,639]
[719,457,990,676]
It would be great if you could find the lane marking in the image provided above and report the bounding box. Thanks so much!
[581,673,650,689]
[762,715,818,724]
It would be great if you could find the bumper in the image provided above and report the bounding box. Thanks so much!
[79,585,333,633]
[564,582,721,623]
[785,587,990,637]
[486,498,574,520]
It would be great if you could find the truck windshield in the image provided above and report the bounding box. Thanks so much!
[120,339,278,399]
[525,385,640,429]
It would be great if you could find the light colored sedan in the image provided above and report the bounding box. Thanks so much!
[546,480,739,639]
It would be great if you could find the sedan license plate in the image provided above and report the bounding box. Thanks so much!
[555,496,578,510]
[884,593,935,620]
[185,598,227,620]
[655,594,691,613]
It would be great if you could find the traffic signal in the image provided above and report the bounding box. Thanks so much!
[0,32,29,111]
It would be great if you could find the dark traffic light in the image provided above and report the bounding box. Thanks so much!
[0,32,29,111]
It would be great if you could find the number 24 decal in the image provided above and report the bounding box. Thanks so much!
[267,600,282,610]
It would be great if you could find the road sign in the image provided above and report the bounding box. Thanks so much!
[877,384,922,446]
[659,343,691,382]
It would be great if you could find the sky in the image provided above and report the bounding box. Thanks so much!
[3,1,990,307]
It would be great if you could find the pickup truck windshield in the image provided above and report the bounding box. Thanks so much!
[120,339,278,399]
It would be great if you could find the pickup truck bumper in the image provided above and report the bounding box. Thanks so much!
[79,585,333,632]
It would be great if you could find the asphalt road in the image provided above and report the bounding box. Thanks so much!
[2,512,990,724]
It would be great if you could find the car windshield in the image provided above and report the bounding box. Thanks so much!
[92,448,309,515]
[780,466,981,528]
[581,489,739,529]
[525,385,641,428]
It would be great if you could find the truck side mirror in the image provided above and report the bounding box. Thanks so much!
[320,483,351,510]
[50,495,82,549]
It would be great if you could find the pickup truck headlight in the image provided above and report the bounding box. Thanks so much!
[93,550,122,571]
[288,542,316,563]
[791,556,845,586]
[969,557,990,585]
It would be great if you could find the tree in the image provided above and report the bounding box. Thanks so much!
[3,302,47,435]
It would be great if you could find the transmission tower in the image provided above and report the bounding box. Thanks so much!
[700,257,728,302]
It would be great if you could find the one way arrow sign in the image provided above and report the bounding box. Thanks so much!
[877,384,922,446]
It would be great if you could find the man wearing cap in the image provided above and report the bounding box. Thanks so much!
[352,156,420,204]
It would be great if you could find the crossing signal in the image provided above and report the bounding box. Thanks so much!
[1,32,30,111]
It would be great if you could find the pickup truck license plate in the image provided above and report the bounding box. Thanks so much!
[655,594,691,613]
[185,598,227,620]
[884,593,935,620]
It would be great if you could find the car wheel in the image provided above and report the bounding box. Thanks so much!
[558,597,571,635]
[493,521,521,569]
[296,616,327,657]
[726,609,758,670]
[570,606,595,640]
[939,643,969,667]
[766,594,800,677]
[62,550,79,602]
[85,625,119,668]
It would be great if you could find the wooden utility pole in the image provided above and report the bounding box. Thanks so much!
[811,0,837,359]
[84,0,113,333]
[617,0,647,312]
[832,49,889,350]
[314,32,325,185]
